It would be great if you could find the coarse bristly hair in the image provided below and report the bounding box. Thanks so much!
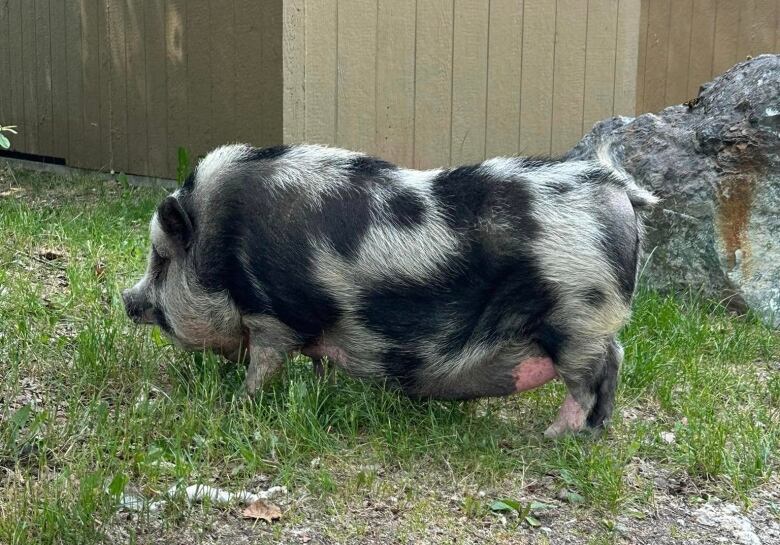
[126,142,657,431]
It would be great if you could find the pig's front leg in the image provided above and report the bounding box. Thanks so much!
[242,316,300,396]
[244,343,284,395]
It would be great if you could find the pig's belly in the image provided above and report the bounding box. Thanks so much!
[300,339,556,400]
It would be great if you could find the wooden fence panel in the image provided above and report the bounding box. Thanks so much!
[551,0,588,153]
[614,0,642,116]
[50,0,68,159]
[19,1,773,176]
[0,0,9,129]
[520,0,557,155]
[144,0,167,177]
[637,0,779,113]
[336,0,377,153]
[485,0,523,158]
[125,0,148,176]
[21,3,38,153]
[303,0,337,145]
[65,1,84,166]
[7,1,24,145]
[450,1,489,164]
[375,0,416,166]
[686,0,716,98]
[582,0,619,135]
[35,0,53,156]
[413,0,454,168]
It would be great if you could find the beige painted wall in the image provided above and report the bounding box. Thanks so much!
[0,0,283,179]
[636,0,780,114]
[3,1,777,178]
[282,0,643,168]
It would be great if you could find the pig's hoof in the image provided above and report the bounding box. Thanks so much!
[543,423,574,439]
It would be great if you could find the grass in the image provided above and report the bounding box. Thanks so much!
[0,165,778,544]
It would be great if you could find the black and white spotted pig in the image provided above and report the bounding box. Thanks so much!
[121,144,656,437]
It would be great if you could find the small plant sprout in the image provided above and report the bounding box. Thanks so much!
[0,125,18,149]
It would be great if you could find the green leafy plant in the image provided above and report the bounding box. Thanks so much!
[0,124,18,149]
[176,146,191,186]
[489,498,553,528]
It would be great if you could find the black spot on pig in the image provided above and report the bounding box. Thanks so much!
[348,156,398,178]
[240,145,291,162]
[385,189,426,229]
[534,323,568,363]
[381,350,428,391]
[583,287,606,306]
[316,185,373,257]
[193,172,344,339]
[431,166,489,229]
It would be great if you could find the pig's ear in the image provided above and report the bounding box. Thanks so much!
[157,196,193,250]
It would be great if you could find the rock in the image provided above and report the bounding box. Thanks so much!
[694,502,762,545]
[568,54,780,327]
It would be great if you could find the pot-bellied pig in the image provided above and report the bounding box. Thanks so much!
[122,143,656,437]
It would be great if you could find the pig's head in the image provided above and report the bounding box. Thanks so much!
[122,194,244,358]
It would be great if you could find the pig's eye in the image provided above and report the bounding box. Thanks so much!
[151,247,169,279]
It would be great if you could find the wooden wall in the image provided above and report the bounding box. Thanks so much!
[636,0,780,114]
[283,0,643,168]
[0,0,283,179]
[3,1,777,178]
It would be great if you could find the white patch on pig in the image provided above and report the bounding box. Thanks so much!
[193,144,254,193]
[354,216,460,283]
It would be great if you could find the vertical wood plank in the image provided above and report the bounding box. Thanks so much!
[65,0,84,166]
[259,1,283,145]
[582,0,618,137]
[233,0,264,146]
[519,0,556,155]
[145,0,168,177]
[485,0,523,157]
[750,0,777,54]
[304,0,337,144]
[375,0,416,165]
[107,0,128,171]
[336,0,377,153]
[209,0,235,147]
[551,0,587,154]
[664,0,693,106]
[687,0,716,98]
[125,0,148,174]
[613,0,642,116]
[775,0,780,53]
[283,0,305,144]
[414,0,453,168]
[451,0,489,164]
[641,0,670,113]
[7,0,24,147]
[186,0,211,159]
[165,0,187,175]
[21,1,38,152]
[736,0,754,60]
[97,0,112,170]
[0,0,10,129]
[83,0,104,170]
[635,0,649,113]
[50,0,68,159]
[712,0,739,76]
[35,0,53,155]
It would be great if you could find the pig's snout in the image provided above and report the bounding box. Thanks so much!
[122,288,153,325]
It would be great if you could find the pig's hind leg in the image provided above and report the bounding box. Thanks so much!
[541,334,623,437]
